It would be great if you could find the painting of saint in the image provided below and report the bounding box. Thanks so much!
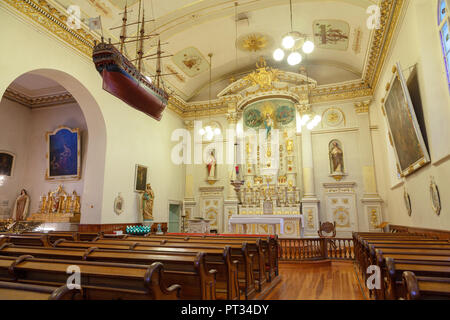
[383,63,430,176]
[135,164,147,192]
[46,127,80,180]
[0,152,14,176]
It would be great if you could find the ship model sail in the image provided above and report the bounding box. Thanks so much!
[92,3,170,121]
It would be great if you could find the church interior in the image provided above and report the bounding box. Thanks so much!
[0,0,449,301]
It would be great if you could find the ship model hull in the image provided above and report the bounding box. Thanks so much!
[92,43,168,121]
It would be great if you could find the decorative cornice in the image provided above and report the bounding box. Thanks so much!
[354,100,371,114]
[3,88,76,108]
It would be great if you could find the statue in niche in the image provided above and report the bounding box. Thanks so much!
[206,149,216,180]
[264,113,274,138]
[141,183,154,220]
[329,140,345,174]
[12,189,30,221]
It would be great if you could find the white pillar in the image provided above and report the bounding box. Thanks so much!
[355,101,383,232]
[297,104,319,237]
[183,120,196,222]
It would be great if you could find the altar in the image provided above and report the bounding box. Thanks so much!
[228,214,304,238]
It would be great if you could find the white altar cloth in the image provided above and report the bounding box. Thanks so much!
[228,215,304,235]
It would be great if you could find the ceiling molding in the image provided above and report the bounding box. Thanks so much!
[3,87,76,108]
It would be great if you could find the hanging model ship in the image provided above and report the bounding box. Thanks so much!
[92,2,172,121]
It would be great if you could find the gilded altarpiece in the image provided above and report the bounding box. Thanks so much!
[323,182,358,237]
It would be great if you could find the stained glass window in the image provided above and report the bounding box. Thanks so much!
[438,0,450,90]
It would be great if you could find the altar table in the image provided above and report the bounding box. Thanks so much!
[228,214,304,238]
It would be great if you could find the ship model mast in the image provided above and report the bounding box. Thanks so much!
[92,0,176,120]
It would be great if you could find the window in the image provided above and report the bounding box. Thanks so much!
[438,0,450,90]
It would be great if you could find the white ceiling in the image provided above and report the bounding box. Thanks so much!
[49,0,378,101]
[8,73,68,98]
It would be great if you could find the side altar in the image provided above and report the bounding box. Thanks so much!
[27,185,81,223]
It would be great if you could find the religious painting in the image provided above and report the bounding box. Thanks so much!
[0,151,15,176]
[383,62,430,177]
[46,127,81,181]
[172,47,209,77]
[243,99,295,129]
[313,20,350,51]
[134,164,147,193]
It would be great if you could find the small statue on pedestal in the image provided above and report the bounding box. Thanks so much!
[12,189,30,221]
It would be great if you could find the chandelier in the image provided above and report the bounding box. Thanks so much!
[273,0,314,65]
[199,53,221,140]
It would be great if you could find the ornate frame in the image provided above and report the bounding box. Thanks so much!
[429,177,441,216]
[45,126,81,181]
[0,150,16,177]
[382,62,430,177]
[134,164,148,193]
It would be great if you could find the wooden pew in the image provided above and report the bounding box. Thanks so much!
[136,234,279,280]
[54,239,256,299]
[402,271,450,300]
[380,257,450,299]
[94,237,269,291]
[0,255,180,300]
[0,245,216,300]
[6,235,50,247]
[0,281,82,300]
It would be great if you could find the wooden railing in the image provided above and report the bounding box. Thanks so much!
[278,238,354,261]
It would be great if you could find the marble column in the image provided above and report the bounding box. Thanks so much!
[354,101,383,232]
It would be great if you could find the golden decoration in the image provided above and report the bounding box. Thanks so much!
[242,57,279,89]
[240,34,268,52]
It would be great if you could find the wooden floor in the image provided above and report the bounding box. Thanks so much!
[265,261,366,300]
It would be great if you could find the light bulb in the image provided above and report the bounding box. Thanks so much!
[313,115,321,123]
[199,128,205,136]
[205,126,212,133]
[206,131,214,141]
[214,128,221,135]
[287,52,302,66]
[282,35,295,49]
[302,40,315,54]
[273,48,285,61]
[307,122,315,130]
[301,114,310,125]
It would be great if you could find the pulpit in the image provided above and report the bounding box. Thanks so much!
[187,218,211,234]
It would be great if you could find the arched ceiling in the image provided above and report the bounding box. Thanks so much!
[49,0,379,102]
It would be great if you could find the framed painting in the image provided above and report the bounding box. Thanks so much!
[382,62,430,177]
[46,126,81,181]
[0,151,15,177]
[135,164,147,193]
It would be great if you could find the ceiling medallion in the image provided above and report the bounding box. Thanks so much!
[238,33,270,52]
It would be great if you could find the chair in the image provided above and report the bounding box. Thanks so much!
[318,221,337,249]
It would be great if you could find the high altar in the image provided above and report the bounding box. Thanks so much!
[183,58,384,239]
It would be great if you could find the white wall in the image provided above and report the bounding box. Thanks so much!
[0,99,87,216]
[0,99,31,216]
[372,0,450,229]
[0,4,185,225]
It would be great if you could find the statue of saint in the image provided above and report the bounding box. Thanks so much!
[330,141,344,173]
[264,113,274,138]
[12,189,30,221]
[206,150,216,179]
[141,183,154,220]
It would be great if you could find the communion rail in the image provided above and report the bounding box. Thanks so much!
[278,238,354,261]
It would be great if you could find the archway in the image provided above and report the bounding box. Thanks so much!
[0,69,107,226]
